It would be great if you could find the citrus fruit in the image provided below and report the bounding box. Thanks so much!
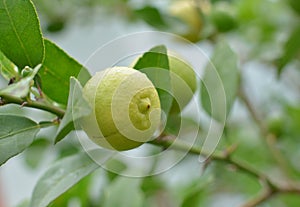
[131,51,197,114]
[167,51,197,114]
[81,66,161,151]
[169,0,203,42]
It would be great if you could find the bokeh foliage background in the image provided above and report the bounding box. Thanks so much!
[0,0,300,207]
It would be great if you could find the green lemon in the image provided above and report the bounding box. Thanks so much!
[81,67,161,151]
[168,52,197,114]
[169,0,203,42]
[131,51,197,113]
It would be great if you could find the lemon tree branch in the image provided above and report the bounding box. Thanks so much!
[0,94,65,118]
[150,137,300,207]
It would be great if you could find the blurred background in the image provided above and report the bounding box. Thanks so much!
[0,0,300,206]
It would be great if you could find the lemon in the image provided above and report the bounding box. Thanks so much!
[81,67,161,151]
[132,51,197,114]
[169,0,203,42]
[167,52,197,113]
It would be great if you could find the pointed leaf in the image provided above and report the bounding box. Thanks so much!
[134,6,167,29]
[0,64,41,98]
[39,39,91,105]
[30,152,99,207]
[133,45,173,116]
[0,50,18,80]
[0,115,40,165]
[0,0,44,69]
[55,77,91,143]
[200,41,239,121]
[277,26,300,75]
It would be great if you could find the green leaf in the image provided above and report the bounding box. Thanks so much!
[39,39,91,105]
[134,6,167,29]
[289,0,300,15]
[55,77,91,143]
[103,176,144,207]
[178,173,213,207]
[141,176,165,196]
[278,194,300,206]
[50,175,92,207]
[30,152,99,207]
[200,41,239,121]
[277,26,300,75]
[105,158,127,182]
[0,0,44,69]
[24,138,50,169]
[0,64,41,98]
[0,115,40,165]
[0,50,18,80]
[210,10,238,33]
[16,199,30,207]
[133,45,173,117]
[181,183,207,207]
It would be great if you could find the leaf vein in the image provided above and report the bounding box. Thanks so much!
[3,0,33,66]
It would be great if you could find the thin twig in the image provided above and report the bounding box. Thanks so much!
[150,137,265,181]
[149,137,300,207]
[241,188,276,207]
[238,88,293,178]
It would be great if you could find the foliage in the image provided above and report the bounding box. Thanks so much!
[0,0,299,207]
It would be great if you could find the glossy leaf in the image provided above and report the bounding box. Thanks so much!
[200,41,239,121]
[0,64,41,98]
[39,39,91,105]
[0,115,40,165]
[30,152,99,207]
[0,50,18,80]
[133,45,173,117]
[0,0,44,69]
[103,176,144,207]
[55,77,91,143]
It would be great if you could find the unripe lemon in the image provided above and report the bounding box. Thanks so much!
[132,51,197,114]
[168,52,197,114]
[169,0,203,42]
[81,67,161,151]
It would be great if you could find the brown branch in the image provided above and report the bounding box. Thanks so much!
[241,188,276,207]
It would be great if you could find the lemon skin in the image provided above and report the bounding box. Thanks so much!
[81,67,161,151]
[169,1,203,42]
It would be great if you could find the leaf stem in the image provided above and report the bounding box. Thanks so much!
[0,94,65,118]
